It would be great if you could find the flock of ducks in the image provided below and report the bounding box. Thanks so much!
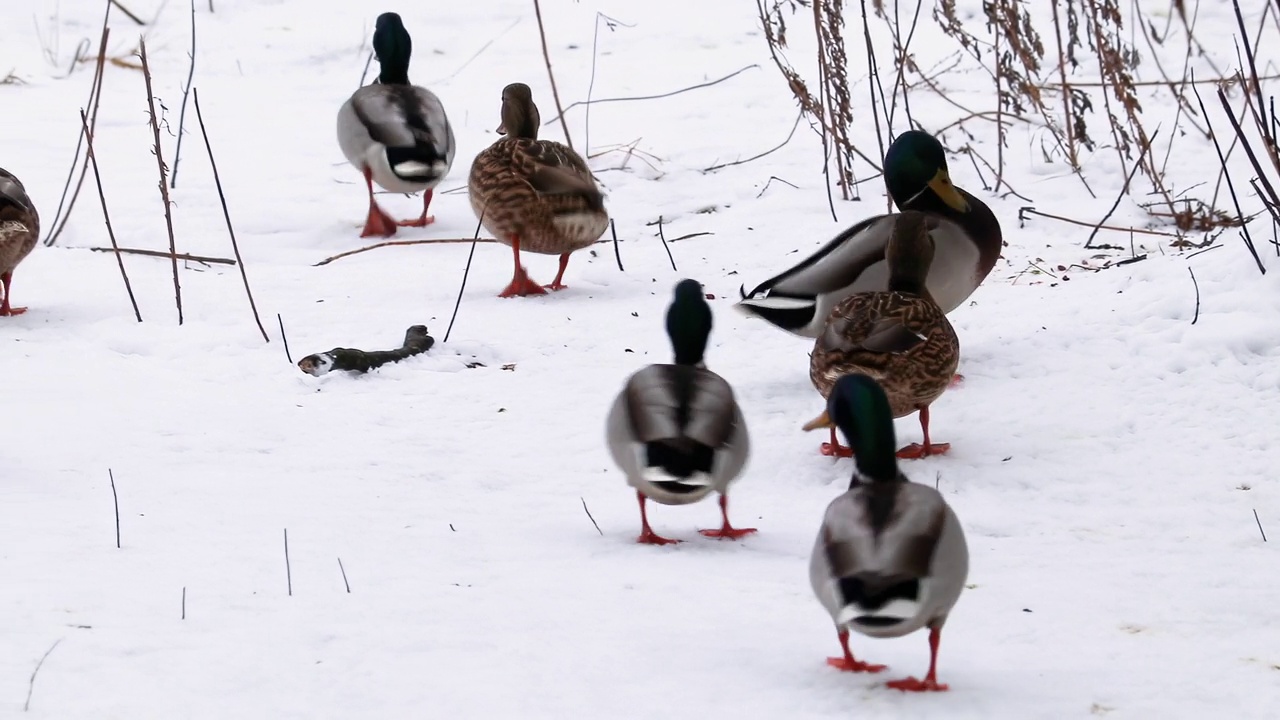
[0,10,1009,695]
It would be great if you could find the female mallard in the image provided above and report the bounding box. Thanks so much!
[469,83,609,297]
[809,373,969,692]
[0,168,38,316]
[605,279,753,545]
[803,211,958,459]
[736,130,1001,337]
[337,12,454,238]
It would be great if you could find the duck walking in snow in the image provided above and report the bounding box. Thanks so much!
[605,280,752,545]
[0,167,39,316]
[803,211,958,459]
[469,83,608,297]
[337,12,454,238]
[809,373,968,692]
[736,130,1001,338]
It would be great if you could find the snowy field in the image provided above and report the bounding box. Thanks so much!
[2,0,1278,717]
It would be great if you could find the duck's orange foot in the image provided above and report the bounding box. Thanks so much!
[498,275,549,298]
[397,214,436,228]
[826,656,887,673]
[0,306,28,317]
[543,281,569,292]
[896,442,950,460]
[360,205,398,238]
[886,676,949,692]
[698,526,757,540]
[636,529,681,546]
[820,442,854,458]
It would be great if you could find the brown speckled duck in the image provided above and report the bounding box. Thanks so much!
[803,211,958,460]
[0,168,38,316]
[468,83,609,297]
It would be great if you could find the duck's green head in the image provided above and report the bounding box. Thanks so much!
[825,374,900,483]
[373,13,412,85]
[883,130,969,214]
[497,83,540,139]
[666,279,713,366]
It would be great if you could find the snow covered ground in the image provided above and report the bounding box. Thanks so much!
[2,0,1278,717]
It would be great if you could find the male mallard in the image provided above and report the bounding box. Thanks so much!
[803,211,958,459]
[469,83,608,297]
[605,279,753,545]
[809,373,969,692]
[736,130,1001,337]
[0,167,38,316]
[337,12,454,238]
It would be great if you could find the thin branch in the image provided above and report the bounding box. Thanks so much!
[1188,267,1200,325]
[283,528,292,597]
[169,0,197,189]
[108,468,121,549]
[651,216,678,272]
[80,109,143,322]
[109,0,146,25]
[313,238,499,267]
[580,497,603,536]
[1086,128,1161,249]
[545,65,760,125]
[88,247,234,265]
[277,314,293,364]
[1254,508,1268,542]
[444,213,486,344]
[337,558,351,593]
[139,40,185,324]
[703,109,803,172]
[532,0,574,151]
[43,22,110,246]
[610,219,623,271]
[1192,74,1266,274]
[23,638,64,712]
[1019,207,1180,240]
[192,87,269,342]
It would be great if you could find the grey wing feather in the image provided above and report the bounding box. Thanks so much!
[820,484,949,579]
[0,170,32,212]
[858,318,927,354]
[622,365,738,449]
[351,85,453,158]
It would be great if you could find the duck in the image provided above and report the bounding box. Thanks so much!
[605,279,753,545]
[469,82,609,297]
[736,129,1001,338]
[0,167,39,316]
[337,12,455,238]
[802,211,958,459]
[808,373,969,692]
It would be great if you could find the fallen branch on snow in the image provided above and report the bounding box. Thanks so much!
[299,325,436,376]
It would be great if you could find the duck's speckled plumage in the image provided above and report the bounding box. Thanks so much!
[809,212,959,419]
[0,167,39,316]
[469,83,608,256]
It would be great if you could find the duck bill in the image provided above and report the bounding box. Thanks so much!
[928,170,970,212]
[802,410,833,432]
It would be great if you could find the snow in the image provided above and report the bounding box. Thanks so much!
[2,0,1278,718]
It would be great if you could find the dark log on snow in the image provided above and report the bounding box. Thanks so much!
[298,325,435,376]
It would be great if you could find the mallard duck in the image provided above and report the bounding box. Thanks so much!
[0,167,38,316]
[803,211,958,459]
[736,129,1001,337]
[469,83,609,297]
[605,279,753,545]
[809,373,969,692]
[337,12,455,238]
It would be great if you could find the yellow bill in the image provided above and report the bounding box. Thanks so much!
[802,410,834,432]
[928,170,969,212]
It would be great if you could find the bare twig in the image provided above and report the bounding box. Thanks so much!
[1192,75,1266,275]
[1188,267,1200,325]
[580,497,603,536]
[1254,509,1267,542]
[703,109,803,172]
[585,13,635,154]
[108,468,121,549]
[192,88,269,342]
[532,0,574,151]
[88,247,233,265]
[651,217,678,272]
[139,40,185,323]
[277,314,293,364]
[44,23,110,246]
[1086,128,1161,249]
[81,109,143,322]
[357,50,373,89]
[283,529,292,596]
[313,238,499,267]
[109,0,146,25]
[181,587,186,619]
[337,558,351,593]
[1018,207,1179,240]
[444,213,486,344]
[170,0,198,189]
[610,218,623,272]
[547,65,759,124]
[23,638,64,712]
